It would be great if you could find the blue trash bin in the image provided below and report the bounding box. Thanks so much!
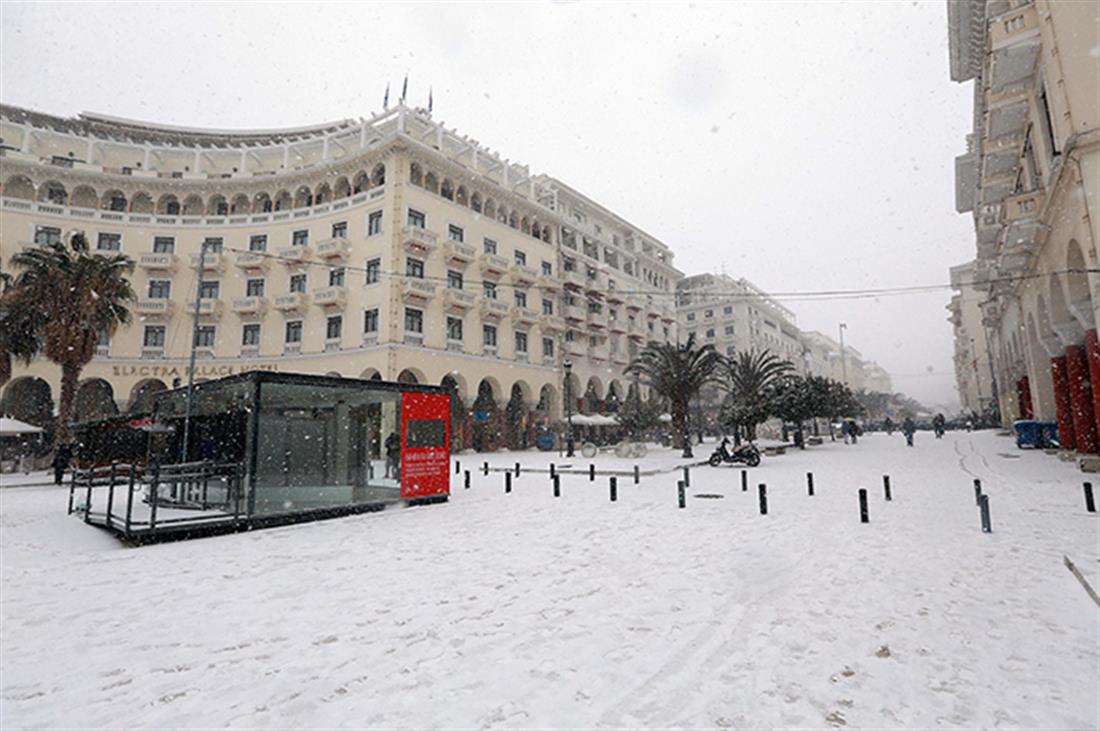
[1014,420,1059,449]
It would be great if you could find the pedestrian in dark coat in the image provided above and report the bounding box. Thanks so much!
[53,443,72,485]
[902,417,916,447]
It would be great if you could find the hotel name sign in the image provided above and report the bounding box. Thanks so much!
[110,363,281,378]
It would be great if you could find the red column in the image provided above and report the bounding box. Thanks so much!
[1087,329,1100,439]
[1051,356,1076,450]
[1065,345,1098,453]
[1019,376,1034,419]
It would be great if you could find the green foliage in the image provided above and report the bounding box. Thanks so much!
[615,390,663,437]
[720,349,793,439]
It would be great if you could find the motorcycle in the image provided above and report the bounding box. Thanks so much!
[707,438,761,467]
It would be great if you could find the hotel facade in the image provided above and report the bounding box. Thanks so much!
[0,103,680,449]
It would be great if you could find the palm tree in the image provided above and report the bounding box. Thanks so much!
[626,334,723,458]
[0,272,43,386]
[6,232,135,446]
[722,349,794,441]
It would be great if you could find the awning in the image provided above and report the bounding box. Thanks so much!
[0,417,44,436]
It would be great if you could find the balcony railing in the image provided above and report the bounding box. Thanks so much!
[138,253,177,270]
[402,226,438,255]
[313,285,348,308]
[444,241,477,265]
[401,279,437,304]
[232,297,267,315]
[479,299,510,320]
[562,270,586,289]
[276,245,312,264]
[443,288,477,311]
[478,253,510,277]
[190,253,223,271]
[512,306,539,324]
[235,251,269,270]
[196,299,224,318]
[539,314,566,331]
[274,292,309,312]
[587,309,608,329]
[565,341,586,358]
[315,237,351,260]
[563,304,587,321]
[135,299,174,317]
[404,332,425,347]
[511,263,538,284]
[537,273,559,291]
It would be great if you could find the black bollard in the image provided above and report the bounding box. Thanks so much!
[973,478,982,506]
[758,484,767,515]
[464,470,470,490]
[550,463,556,480]
[859,489,869,523]
[980,494,992,533]
[484,461,489,476]
[807,472,814,497]
[455,460,461,475]
[678,480,686,509]
[610,476,617,502]
[505,472,512,494]
[634,465,640,485]
[515,462,521,478]
[553,474,561,498]
[683,466,690,488]
[589,464,596,482]
[1084,482,1096,513]
[883,475,892,502]
[741,469,748,492]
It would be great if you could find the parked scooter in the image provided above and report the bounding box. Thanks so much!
[707,437,761,467]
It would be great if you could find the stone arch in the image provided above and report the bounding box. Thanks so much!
[359,367,382,380]
[441,374,468,451]
[129,378,167,414]
[396,368,424,384]
[529,219,541,239]
[440,178,455,201]
[497,205,509,225]
[484,198,496,218]
[230,193,251,214]
[1048,271,1083,344]
[505,381,533,449]
[324,371,341,378]
[273,190,292,210]
[1065,240,1094,331]
[583,376,604,413]
[508,211,519,229]
[472,377,502,451]
[156,193,180,215]
[537,383,559,421]
[455,185,468,206]
[71,185,99,209]
[541,225,552,243]
[1027,312,1056,418]
[73,378,117,422]
[333,176,351,199]
[409,162,423,187]
[293,186,313,209]
[521,216,531,235]
[3,175,35,200]
[130,191,154,213]
[371,163,386,186]
[470,192,482,213]
[0,376,53,428]
[97,188,123,212]
[182,194,204,215]
[37,180,67,205]
[314,182,332,204]
[254,192,273,212]
[424,172,439,195]
[208,194,229,216]
[606,379,624,412]
[353,170,370,193]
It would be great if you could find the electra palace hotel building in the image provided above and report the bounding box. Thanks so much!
[0,103,681,450]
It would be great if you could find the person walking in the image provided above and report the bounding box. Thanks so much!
[384,431,401,481]
[902,417,916,447]
[932,413,946,439]
[52,442,72,485]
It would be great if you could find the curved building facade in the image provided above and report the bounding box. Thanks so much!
[0,103,682,449]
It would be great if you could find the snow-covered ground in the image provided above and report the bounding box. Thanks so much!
[2,431,1097,728]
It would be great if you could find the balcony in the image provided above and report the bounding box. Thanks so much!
[444,288,477,312]
[482,345,498,358]
[138,253,177,270]
[562,269,586,289]
[141,348,164,360]
[402,226,438,256]
[446,339,465,353]
[511,263,538,285]
[232,296,268,315]
[135,299,174,318]
[608,317,627,334]
[625,297,643,312]
[605,289,625,305]
[197,299,224,318]
[563,304,587,322]
[444,240,477,266]
[565,340,586,358]
[512,306,539,325]
[277,245,312,265]
[612,350,630,366]
[588,344,610,361]
[1004,191,1043,223]
[190,253,223,271]
[587,309,608,330]
[274,292,309,312]
[313,285,348,309]
[988,37,1039,95]
[479,299,510,321]
[401,279,437,304]
[537,273,559,292]
[539,314,566,332]
[478,253,510,278]
[315,237,351,260]
[235,251,269,271]
[403,332,426,347]
[646,307,661,320]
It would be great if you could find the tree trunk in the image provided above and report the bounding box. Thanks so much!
[673,400,691,458]
[0,349,11,387]
[56,360,81,448]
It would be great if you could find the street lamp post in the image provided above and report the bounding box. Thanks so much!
[838,322,849,386]
[564,359,575,457]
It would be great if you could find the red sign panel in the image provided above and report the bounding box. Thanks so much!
[400,392,451,499]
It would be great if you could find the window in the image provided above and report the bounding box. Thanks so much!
[563,257,576,272]
[329,267,346,287]
[368,210,383,236]
[365,258,380,285]
[242,323,260,347]
[543,337,554,357]
[332,221,348,239]
[194,325,216,348]
[687,312,696,321]
[447,316,463,341]
[448,224,464,242]
[363,308,379,334]
[514,290,527,308]
[589,334,598,347]
[246,278,265,297]
[285,321,303,343]
[200,281,220,299]
[203,237,224,253]
[292,230,309,247]
[33,226,61,245]
[515,331,528,353]
[483,325,497,347]
[406,258,424,279]
[483,238,497,255]
[542,299,554,316]
[249,234,267,252]
[407,208,425,228]
[706,329,715,339]
[148,280,171,299]
[290,274,307,293]
[725,325,735,335]
[97,233,121,251]
[704,309,713,318]
[483,281,497,300]
[143,325,165,348]
[541,261,553,276]
[447,270,464,289]
[326,315,343,341]
[405,307,424,333]
[723,305,733,315]
[609,309,618,321]
[514,250,527,266]
[153,236,175,253]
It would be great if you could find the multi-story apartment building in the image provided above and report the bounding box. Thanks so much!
[0,103,681,449]
[948,0,1099,452]
[948,260,998,414]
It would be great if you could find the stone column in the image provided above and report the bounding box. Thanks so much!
[1066,345,1098,453]
[1087,329,1100,438]
[1019,375,1034,419]
[1051,356,1076,450]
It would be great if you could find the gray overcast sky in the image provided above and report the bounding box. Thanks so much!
[0,1,975,407]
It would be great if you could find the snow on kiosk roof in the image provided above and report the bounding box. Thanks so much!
[74,371,451,544]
